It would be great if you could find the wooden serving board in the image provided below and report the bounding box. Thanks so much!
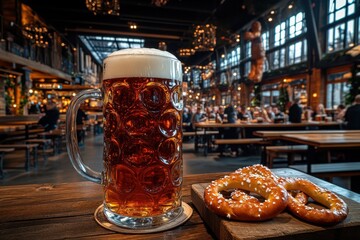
[191,182,360,240]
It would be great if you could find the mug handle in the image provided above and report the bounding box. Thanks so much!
[66,88,102,184]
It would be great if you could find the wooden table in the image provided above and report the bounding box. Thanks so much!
[253,130,360,167]
[0,121,40,139]
[194,121,341,155]
[280,133,360,173]
[0,169,359,239]
[254,130,360,140]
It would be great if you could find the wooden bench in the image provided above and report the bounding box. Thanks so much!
[265,145,308,168]
[0,148,15,178]
[0,144,39,171]
[25,139,53,165]
[38,130,66,154]
[289,162,360,182]
[214,138,266,156]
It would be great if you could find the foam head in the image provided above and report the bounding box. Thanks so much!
[103,48,182,81]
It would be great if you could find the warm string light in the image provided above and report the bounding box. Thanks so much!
[179,48,195,57]
[86,0,120,16]
[22,24,50,48]
[128,22,137,30]
[193,24,216,52]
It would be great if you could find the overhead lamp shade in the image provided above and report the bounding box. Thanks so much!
[192,24,216,52]
[86,0,120,16]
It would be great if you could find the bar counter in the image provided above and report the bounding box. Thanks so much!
[0,169,359,239]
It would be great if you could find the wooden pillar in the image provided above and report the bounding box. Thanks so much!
[308,68,324,108]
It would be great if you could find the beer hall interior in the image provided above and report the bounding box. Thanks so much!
[1,0,360,238]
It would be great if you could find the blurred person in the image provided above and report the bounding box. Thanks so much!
[220,101,239,156]
[262,105,274,123]
[303,106,313,121]
[288,98,302,123]
[215,106,225,123]
[182,106,193,132]
[237,105,252,121]
[344,94,360,130]
[191,106,207,127]
[312,103,326,121]
[38,101,60,131]
[272,106,285,123]
[76,108,88,145]
[335,104,346,122]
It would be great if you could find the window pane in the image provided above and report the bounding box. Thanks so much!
[347,20,354,47]
[329,0,335,13]
[289,44,295,65]
[334,23,345,51]
[335,0,346,9]
[359,17,360,44]
[280,48,286,68]
[326,84,333,108]
[335,8,346,21]
[327,28,334,52]
[348,3,355,15]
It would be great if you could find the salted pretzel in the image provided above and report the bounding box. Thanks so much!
[234,165,308,204]
[278,177,348,225]
[204,173,288,221]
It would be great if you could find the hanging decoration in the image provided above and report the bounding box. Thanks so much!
[86,0,120,16]
[152,0,169,7]
[22,24,51,48]
[179,48,195,57]
[192,24,216,52]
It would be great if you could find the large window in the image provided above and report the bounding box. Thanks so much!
[274,22,286,47]
[264,10,307,71]
[326,71,350,108]
[288,40,307,65]
[261,84,279,106]
[326,0,357,52]
[289,12,306,38]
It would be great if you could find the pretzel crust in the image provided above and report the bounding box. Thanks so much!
[279,177,349,225]
[204,173,288,221]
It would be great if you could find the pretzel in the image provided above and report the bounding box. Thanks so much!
[204,173,288,221]
[278,177,348,225]
[235,165,308,204]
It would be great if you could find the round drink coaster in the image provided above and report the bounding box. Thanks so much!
[94,202,193,234]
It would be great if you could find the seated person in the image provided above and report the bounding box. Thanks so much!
[38,101,60,131]
[76,108,88,145]
[237,105,252,121]
[272,106,285,123]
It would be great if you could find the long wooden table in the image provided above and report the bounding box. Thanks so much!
[0,168,359,239]
[254,130,360,140]
[194,121,341,155]
[0,120,40,139]
[280,133,360,174]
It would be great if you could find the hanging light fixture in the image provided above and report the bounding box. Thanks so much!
[86,0,120,16]
[152,0,169,7]
[192,24,216,52]
[179,48,195,57]
[22,24,51,48]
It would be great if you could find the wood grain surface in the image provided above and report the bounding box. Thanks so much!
[191,169,360,240]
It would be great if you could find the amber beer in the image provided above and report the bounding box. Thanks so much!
[101,49,183,218]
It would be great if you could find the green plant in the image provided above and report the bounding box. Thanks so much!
[277,85,289,112]
[345,63,360,105]
[250,83,261,107]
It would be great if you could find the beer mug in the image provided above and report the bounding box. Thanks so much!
[66,48,184,229]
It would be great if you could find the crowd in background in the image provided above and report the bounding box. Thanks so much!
[183,93,360,131]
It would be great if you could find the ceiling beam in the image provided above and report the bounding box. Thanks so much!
[67,28,184,40]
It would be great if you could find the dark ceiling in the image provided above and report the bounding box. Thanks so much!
[22,0,281,65]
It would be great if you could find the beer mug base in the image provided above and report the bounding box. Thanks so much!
[103,205,184,229]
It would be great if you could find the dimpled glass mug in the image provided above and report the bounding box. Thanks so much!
[66,48,184,229]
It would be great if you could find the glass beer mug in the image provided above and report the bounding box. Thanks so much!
[66,48,184,229]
